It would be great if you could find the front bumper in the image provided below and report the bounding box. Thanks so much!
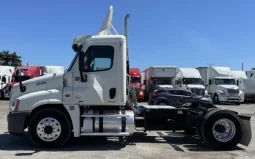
[218,95,241,103]
[7,111,29,136]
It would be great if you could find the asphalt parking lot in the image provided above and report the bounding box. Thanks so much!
[0,100,255,159]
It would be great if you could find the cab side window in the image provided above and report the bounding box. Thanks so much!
[84,46,114,72]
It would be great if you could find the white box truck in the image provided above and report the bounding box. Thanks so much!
[173,68,207,96]
[6,6,251,150]
[230,70,255,103]
[197,67,243,105]
[0,66,15,99]
[143,66,177,100]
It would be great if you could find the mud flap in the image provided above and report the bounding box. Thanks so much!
[239,114,252,146]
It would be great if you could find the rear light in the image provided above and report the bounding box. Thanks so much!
[153,93,159,97]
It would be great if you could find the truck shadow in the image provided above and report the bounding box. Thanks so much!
[0,131,245,156]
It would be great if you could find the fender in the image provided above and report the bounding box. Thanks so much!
[16,89,62,111]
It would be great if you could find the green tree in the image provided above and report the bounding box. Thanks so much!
[0,50,22,66]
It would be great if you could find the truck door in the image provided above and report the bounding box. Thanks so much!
[72,42,121,106]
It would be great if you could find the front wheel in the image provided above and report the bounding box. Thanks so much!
[213,94,219,104]
[28,108,72,149]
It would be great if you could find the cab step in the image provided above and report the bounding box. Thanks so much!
[135,127,145,131]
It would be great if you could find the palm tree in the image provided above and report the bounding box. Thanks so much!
[10,52,22,66]
[0,50,11,65]
[0,50,22,66]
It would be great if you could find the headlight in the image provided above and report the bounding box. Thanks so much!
[239,90,244,95]
[139,91,143,95]
[218,90,226,95]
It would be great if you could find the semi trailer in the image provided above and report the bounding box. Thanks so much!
[173,68,207,96]
[7,6,252,150]
[197,67,244,105]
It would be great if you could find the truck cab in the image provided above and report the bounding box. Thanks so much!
[173,68,207,96]
[0,66,15,99]
[197,67,243,105]
[130,68,144,101]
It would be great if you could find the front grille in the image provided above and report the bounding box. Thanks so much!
[190,88,205,96]
[227,88,239,96]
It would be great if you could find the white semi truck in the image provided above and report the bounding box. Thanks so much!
[0,66,15,99]
[7,6,251,150]
[230,70,255,103]
[142,66,177,100]
[173,68,207,96]
[197,67,244,105]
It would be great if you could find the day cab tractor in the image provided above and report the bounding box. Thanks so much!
[7,6,252,150]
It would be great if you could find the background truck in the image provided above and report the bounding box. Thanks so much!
[0,66,15,99]
[7,5,251,150]
[173,68,207,96]
[230,70,255,103]
[197,66,243,105]
[4,65,64,98]
[142,66,177,100]
[129,68,144,101]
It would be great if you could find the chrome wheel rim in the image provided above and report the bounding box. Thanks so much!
[36,117,61,142]
[212,118,236,142]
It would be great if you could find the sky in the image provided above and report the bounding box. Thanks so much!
[1,0,255,71]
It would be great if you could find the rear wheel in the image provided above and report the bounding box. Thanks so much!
[28,108,72,149]
[199,110,243,150]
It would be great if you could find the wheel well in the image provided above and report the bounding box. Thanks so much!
[24,104,73,130]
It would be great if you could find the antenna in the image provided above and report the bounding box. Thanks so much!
[98,5,118,35]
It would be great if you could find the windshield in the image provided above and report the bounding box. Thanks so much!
[11,76,31,82]
[215,78,236,85]
[131,77,140,83]
[183,78,203,85]
[156,79,171,85]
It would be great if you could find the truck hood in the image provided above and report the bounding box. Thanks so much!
[11,72,64,101]
[186,84,205,89]
[218,85,239,89]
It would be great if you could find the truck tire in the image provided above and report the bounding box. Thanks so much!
[199,110,243,150]
[213,94,219,104]
[28,108,72,149]
[0,91,2,99]
[235,102,240,105]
